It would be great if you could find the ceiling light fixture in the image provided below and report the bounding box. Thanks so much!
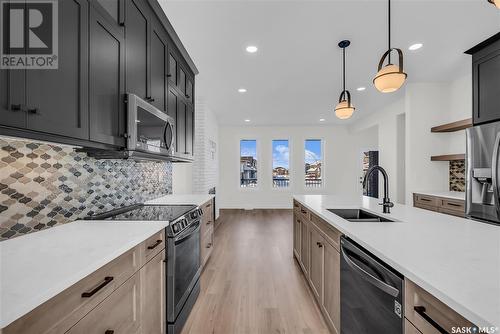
[373,0,407,93]
[357,87,366,91]
[246,45,258,53]
[238,88,247,93]
[244,119,251,122]
[335,40,355,120]
[487,0,500,8]
[319,118,326,122]
[408,43,423,51]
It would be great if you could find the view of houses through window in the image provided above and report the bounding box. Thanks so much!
[305,139,323,187]
[272,140,290,188]
[240,140,257,187]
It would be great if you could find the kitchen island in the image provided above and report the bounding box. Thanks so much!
[293,194,500,332]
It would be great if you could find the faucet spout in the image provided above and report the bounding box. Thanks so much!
[363,165,394,214]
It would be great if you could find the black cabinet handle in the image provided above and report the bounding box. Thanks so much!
[206,243,212,248]
[145,97,155,102]
[81,276,114,298]
[27,108,38,114]
[147,239,162,250]
[167,74,172,78]
[105,330,114,334]
[185,94,190,98]
[10,104,21,111]
[317,242,323,248]
[414,306,449,334]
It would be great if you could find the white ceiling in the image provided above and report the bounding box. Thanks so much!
[160,0,500,126]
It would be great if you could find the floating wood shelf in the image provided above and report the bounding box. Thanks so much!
[431,118,472,133]
[430,154,465,161]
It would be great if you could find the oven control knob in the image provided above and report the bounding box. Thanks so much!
[182,219,188,228]
[172,223,180,233]
[190,211,198,219]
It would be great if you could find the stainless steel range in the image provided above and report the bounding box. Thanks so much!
[85,203,203,334]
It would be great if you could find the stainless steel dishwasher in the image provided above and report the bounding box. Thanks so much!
[340,236,404,334]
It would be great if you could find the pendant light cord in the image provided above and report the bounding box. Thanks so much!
[388,0,392,64]
[342,47,346,93]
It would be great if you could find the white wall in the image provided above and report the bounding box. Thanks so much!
[172,163,193,194]
[218,125,378,209]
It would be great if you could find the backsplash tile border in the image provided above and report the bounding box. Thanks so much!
[0,137,172,241]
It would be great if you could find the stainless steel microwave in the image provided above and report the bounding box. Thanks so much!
[126,93,175,159]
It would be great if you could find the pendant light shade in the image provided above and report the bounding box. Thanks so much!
[335,40,355,120]
[488,0,500,8]
[374,0,407,93]
[373,49,407,93]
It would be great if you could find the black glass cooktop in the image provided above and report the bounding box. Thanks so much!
[86,204,196,222]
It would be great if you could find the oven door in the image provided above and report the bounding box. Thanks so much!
[167,220,201,322]
[127,93,175,156]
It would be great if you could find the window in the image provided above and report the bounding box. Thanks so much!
[240,140,257,187]
[272,140,290,188]
[305,139,323,187]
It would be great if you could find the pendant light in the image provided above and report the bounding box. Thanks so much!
[335,40,355,120]
[488,0,500,8]
[373,0,407,93]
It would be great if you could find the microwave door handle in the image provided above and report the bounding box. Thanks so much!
[492,132,500,219]
[164,121,174,151]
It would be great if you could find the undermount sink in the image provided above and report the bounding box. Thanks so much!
[327,208,396,222]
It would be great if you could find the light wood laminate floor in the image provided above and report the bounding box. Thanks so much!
[181,209,329,334]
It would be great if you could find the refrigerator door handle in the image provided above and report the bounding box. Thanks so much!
[493,133,500,219]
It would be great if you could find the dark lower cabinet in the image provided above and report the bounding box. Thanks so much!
[26,0,89,139]
[125,0,150,101]
[89,6,126,147]
[467,33,500,125]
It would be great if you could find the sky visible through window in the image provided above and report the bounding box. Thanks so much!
[305,139,322,187]
[240,140,257,159]
[305,139,322,163]
[272,140,289,188]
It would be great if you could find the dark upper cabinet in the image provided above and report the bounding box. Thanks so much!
[176,99,186,154]
[179,67,186,95]
[89,6,126,147]
[186,77,193,104]
[168,52,178,86]
[0,70,25,129]
[94,0,125,28]
[125,0,150,100]
[466,33,500,125]
[26,0,89,139]
[150,18,168,112]
[185,104,194,156]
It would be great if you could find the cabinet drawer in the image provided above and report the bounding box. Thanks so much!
[201,200,214,237]
[310,213,342,252]
[3,247,139,334]
[405,279,475,334]
[414,202,438,212]
[439,199,465,213]
[438,207,465,218]
[67,273,141,334]
[142,230,165,264]
[200,226,214,268]
[414,194,439,207]
[405,319,422,334]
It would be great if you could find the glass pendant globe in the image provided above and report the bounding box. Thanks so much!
[373,64,407,93]
[335,100,355,120]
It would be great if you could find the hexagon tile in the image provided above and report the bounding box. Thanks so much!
[0,137,172,241]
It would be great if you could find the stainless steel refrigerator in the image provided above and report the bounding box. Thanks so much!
[466,120,500,225]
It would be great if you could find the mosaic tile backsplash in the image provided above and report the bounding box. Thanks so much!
[0,137,172,241]
[449,160,465,192]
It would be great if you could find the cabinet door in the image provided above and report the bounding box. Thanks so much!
[300,220,309,275]
[168,52,177,86]
[186,77,193,104]
[0,69,25,128]
[176,99,186,154]
[94,0,124,26]
[26,0,89,139]
[141,251,166,334]
[309,225,324,302]
[323,241,340,334]
[150,19,168,112]
[167,87,177,121]
[89,7,126,147]
[179,67,186,94]
[293,216,301,259]
[185,104,194,156]
[66,273,141,334]
[125,0,149,100]
[473,47,500,125]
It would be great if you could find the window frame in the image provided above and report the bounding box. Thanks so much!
[238,138,260,190]
[271,138,291,190]
[303,138,325,190]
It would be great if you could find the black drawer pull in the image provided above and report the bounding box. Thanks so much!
[81,276,114,298]
[446,202,461,207]
[27,108,38,114]
[414,306,449,334]
[207,243,212,248]
[420,198,431,202]
[206,220,212,225]
[317,242,323,248]
[147,239,162,250]
[11,104,21,111]
[206,203,212,208]
[105,330,114,334]
[301,209,307,214]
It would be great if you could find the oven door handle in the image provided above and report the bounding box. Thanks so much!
[174,221,200,244]
[341,246,399,297]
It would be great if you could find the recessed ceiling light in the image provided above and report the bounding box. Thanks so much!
[238,88,247,93]
[357,87,366,91]
[319,118,325,122]
[244,119,251,122]
[408,43,423,51]
[246,45,258,53]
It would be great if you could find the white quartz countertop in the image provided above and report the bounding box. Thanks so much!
[293,195,500,328]
[413,190,465,201]
[146,194,214,207]
[0,220,169,328]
